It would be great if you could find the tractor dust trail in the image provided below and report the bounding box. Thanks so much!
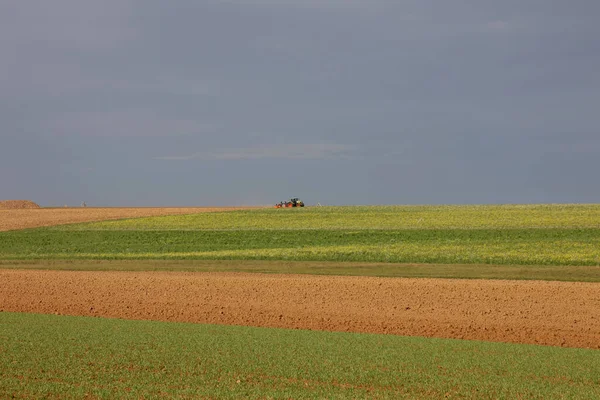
[1,270,599,348]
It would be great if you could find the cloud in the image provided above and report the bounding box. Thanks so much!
[155,143,357,161]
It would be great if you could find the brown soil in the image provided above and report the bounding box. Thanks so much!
[0,207,256,231]
[1,270,598,348]
[0,200,40,209]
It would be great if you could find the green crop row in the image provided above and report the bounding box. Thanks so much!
[1,228,599,265]
[3,260,600,282]
[52,204,600,231]
[1,312,599,399]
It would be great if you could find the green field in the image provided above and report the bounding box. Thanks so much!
[2,259,600,282]
[1,312,599,399]
[1,205,599,266]
[2,204,600,398]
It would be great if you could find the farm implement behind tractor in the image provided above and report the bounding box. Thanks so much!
[274,198,305,208]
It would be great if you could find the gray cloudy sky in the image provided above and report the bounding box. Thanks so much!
[1,0,599,206]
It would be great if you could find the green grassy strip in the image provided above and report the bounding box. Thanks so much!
[1,312,599,399]
[52,204,600,231]
[1,228,599,266]
[2,260,600,282]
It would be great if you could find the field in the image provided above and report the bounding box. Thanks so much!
[0,206,255,232]
[2,270,599,348]
[3,313,599,399]
[2,205,600,266]
[1,204,600,398]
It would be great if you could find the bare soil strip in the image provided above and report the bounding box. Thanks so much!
[0,207,255,231]
[1,270,598,348]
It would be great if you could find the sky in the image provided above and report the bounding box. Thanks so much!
[1,0,599,206]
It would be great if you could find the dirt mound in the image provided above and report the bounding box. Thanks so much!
[1,270,599,349]
[0,200,40,209]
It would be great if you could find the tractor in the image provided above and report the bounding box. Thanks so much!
[274,198,305,208]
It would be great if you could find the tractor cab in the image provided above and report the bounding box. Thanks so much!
[290,198,305,207]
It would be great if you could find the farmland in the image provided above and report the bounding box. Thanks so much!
[3,259,600,282]
[0,206,256,232]
[1,204,600,398]
[1,205,600,266]
[2,270,600,348]
[50,203,600,230]
[2,312,599,399]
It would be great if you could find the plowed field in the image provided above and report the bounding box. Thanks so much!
[1,270,598,348]
[0,207,255,231]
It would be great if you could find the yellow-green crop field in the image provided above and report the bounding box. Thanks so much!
[1,205,599,266]
[55,204,600,230]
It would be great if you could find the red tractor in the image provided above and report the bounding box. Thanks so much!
[274,198,305,208]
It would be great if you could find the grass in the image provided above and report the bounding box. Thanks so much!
[1,312,599,399]
[1,227,599,266]
[2,260,600,282]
